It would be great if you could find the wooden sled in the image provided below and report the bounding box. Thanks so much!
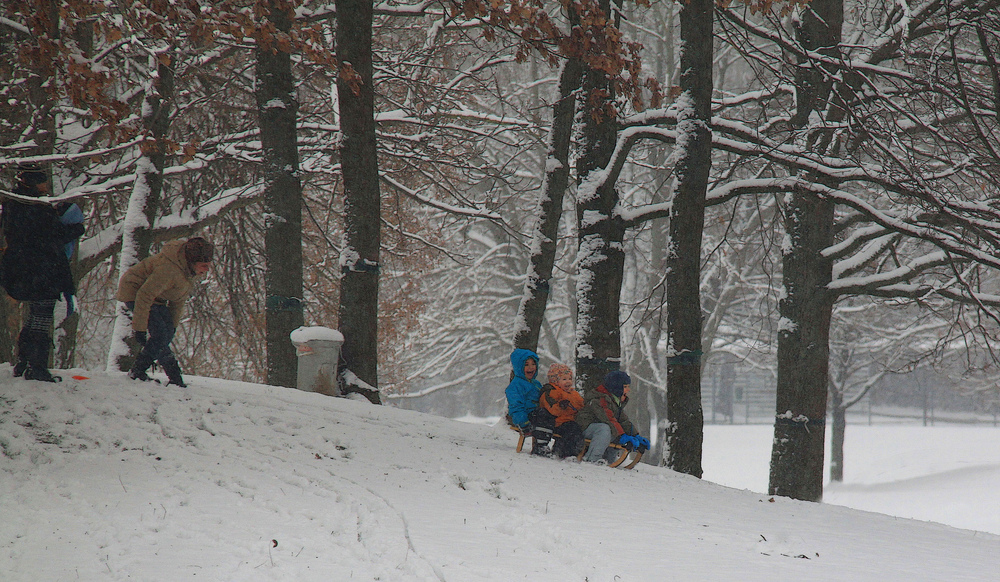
[508,417,643,469]
[507,416,536,453]
[576,440,644,469]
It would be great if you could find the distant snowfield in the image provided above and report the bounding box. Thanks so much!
[703,424,1000,535]
[2,368,998,581]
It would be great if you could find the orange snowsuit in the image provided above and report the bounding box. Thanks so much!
[539,383,584,426]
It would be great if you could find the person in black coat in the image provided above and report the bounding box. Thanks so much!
[1,164,85,382]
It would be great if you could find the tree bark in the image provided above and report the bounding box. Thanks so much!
[574,0,625,393]
[257,1,304,388]
[513,55,583,352]
[663,0,713,478]
[768,0,843,503]
[54,15,98,369]
[0,0,59,363]
[770,189,835,501]
[830,388,846,482]
[109,50,175,372]
[336,0,382,402]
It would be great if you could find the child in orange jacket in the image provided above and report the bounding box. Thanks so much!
[538,363,586,458]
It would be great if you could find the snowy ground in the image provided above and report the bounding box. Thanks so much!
[703,424,1000,536]
[2,368,998,581]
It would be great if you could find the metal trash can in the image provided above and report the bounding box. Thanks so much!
[290,326,344,396]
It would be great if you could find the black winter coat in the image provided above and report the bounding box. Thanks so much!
[0,186,84,301]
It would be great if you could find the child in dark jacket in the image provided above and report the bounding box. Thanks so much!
[504,348,552,455]
[538,363,585,458]
[576,370,650,463]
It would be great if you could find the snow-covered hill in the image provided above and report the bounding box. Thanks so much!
[2,369,997,581]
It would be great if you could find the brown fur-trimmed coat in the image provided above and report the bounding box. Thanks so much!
[116,240,201,332]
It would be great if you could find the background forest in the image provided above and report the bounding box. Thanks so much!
[3,0,1000,502]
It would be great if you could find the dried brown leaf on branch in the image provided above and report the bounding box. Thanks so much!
[449,0,663,112]
[340,62,364,97]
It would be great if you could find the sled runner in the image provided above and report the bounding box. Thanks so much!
[508,419,643,469]
[507,417,536,453]
[575,440,644,469]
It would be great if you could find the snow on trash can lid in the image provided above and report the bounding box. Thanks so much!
[290,326,345,344]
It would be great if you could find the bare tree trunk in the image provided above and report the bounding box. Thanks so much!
[336,0,381,403]
[513,55,583,352]
[256,1,304,389]
[54,16,98,369]
[769,188,835,501]
[768,0,843,503]
[663,0,713,478]
[108,50,175,372]
[574,0,625,393]
[830,388,846,482]
[642,0,677,466]
[0,296,17,364]
[0,0,59,362]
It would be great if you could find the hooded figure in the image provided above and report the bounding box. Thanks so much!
[1,165,85,382]
[577,370,649,463]
[117,237,213,387]
[539,363,583,428]
[1,167,81,303]
[576,371,637,438]
[538,363,586,458]
[504,348,542,429]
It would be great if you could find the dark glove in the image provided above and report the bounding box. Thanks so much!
[134,331,147,347]
[66,222,85,239]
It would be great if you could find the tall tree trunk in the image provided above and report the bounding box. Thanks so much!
[0,296,17,365]
[54,16,97,369]
[513,55,583,352]
[108,50,175,372]
[663,0,713,477]
[830,387,846,482]
[768,0,843,502]
[0,1,59,363]
[769,189,834,501]
[336,0,382,403]
[257,1,304,389]
[574,0,625,393]
[641,0,678,466]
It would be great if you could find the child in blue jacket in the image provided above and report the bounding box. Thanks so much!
[504,348,551,455]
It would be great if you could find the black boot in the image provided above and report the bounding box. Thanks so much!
[128,352,155,382]
[13,329,30,377]
[23,331,60,383]
[552,422,585,459]
[530,426,553,457]
[528,409,555,456]
[160,356,187,388]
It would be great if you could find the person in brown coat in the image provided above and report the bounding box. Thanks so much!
[117,237,213,387]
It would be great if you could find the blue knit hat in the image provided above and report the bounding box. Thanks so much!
[602,371,632,397]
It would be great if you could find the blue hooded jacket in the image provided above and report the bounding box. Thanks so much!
[505,349,542,427]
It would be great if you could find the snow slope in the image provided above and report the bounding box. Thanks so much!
[703,424,1000,535]
[2,369,998,581]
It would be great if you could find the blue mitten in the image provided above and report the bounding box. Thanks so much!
[617,434,637,449]
[636,436,650,450]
